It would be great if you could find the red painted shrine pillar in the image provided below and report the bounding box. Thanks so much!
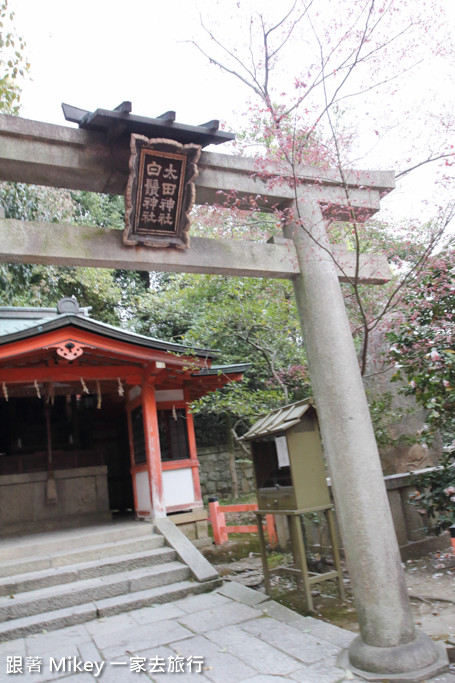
[142,382,166,518]
[184,388,203,508]
[128,382,166,520]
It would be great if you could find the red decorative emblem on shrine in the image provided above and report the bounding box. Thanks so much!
[54,341,85,361]
[124,135,201,249]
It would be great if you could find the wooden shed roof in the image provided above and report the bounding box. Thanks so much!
[241,398,316,440]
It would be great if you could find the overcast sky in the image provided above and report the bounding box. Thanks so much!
[9,0,455,227]
[13,0,247,129]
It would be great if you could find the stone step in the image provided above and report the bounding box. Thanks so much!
[95,576,222,618]
[0,546,177,596]
[0,532,164,578]
[0,602,97,642]
[0,578,222,642]
[0,520,220,643]
[0,521,155,562]
[0,561,191,621]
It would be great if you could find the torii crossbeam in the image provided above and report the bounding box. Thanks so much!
[0,114,390,283]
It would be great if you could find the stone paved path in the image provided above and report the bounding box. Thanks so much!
[0,581,454,682]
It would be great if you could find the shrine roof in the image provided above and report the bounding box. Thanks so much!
[0,303,91,334]
[0,313,57,335]
[0,304,218,360]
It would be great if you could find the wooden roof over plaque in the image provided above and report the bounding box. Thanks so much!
[124,135,201,249]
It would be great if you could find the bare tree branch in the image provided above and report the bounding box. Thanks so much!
[397,153,455,179]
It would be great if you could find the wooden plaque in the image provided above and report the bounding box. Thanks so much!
[124,135,201,249]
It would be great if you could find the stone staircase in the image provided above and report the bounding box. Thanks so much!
[0,518,221,641]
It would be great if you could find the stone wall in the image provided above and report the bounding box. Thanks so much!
[197,444,255,500]
[382,468,449,559]
[311,468,450,560]
[0,465,111,536]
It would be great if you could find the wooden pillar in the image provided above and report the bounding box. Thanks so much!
[142,382,166,518]
[184,388,203,507]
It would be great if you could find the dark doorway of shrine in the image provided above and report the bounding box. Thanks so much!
[0,392,134,513]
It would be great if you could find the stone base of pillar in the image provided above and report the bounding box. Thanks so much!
[337,631,449,682]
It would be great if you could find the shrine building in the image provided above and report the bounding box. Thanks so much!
[0,297,248,538]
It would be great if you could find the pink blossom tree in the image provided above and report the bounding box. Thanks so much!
[191,0,455,374]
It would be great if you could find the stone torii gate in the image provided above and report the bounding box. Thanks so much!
[0,111,448,681]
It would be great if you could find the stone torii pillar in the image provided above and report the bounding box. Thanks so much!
[284,200,447,680]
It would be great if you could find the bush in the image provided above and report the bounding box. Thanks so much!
[408,448,455,536]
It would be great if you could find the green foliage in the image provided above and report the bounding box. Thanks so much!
[135,272,310,429]
[70,191,151,320]
[71,191,124,230]
[0,182,74,307]
[1,182,73,222]
[0,260,125,325]
[0,184,146,325]
[0,0,29,115]
[408,449,455,536]
[130,272,197,341]
[192,383,287,429]
[388,250,455,442]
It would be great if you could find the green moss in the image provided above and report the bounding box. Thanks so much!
[202,535,261,563]
[271,585,359,632]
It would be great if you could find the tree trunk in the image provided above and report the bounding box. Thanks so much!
[225,414,239,499]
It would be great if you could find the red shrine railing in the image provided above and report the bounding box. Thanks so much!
[208,497,277,548]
